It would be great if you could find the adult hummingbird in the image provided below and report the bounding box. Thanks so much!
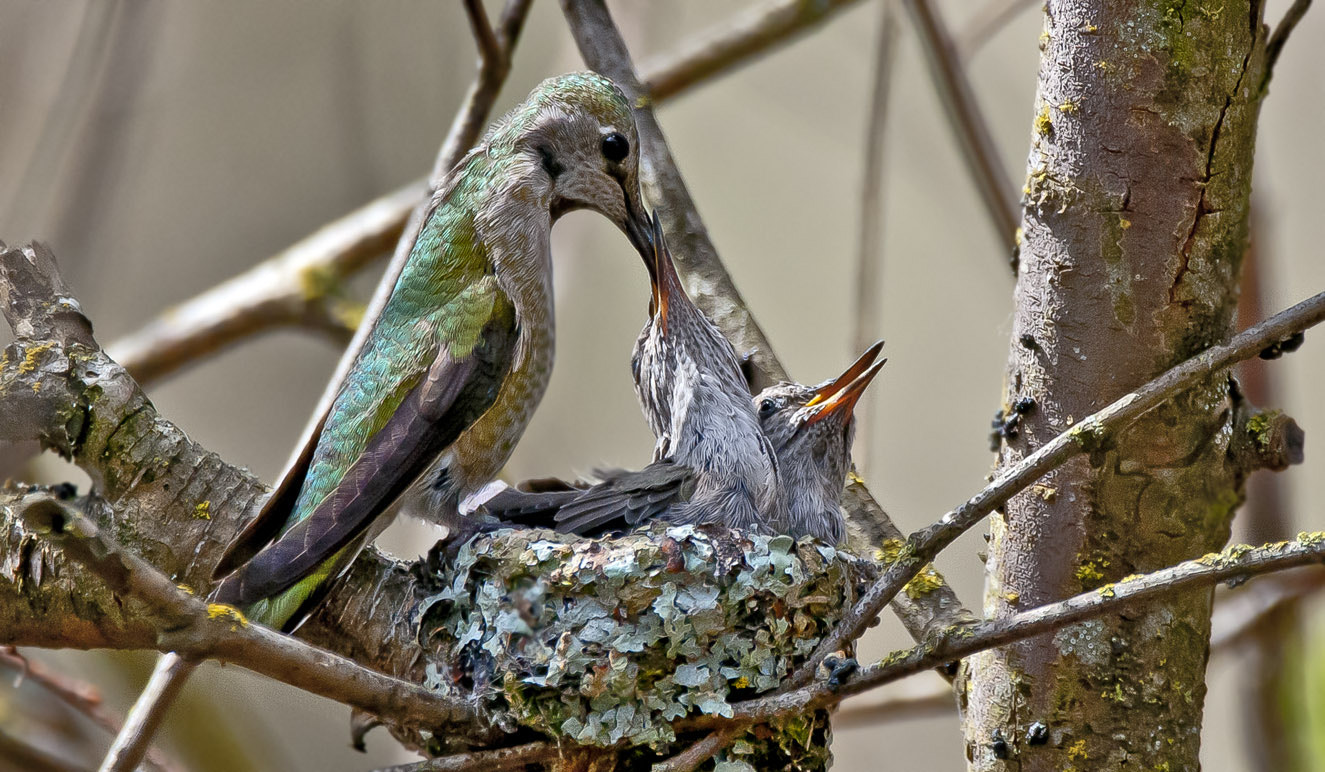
[212,71,654,627]
[103,72,654,772]
[486,343,886,544]
[625,212,781,531]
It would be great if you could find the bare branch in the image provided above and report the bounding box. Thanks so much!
[461,0,501,74]
[641,0,866,101]
[652,728,740,772]
[955,0,1039,60]
[852,0,898,355]
[433,0,533,185]
[851,0,900,478]
[108,0,864,391]
[790,289,1325,689]
[561,0,788,382]
[902,0,1020,269]
[105,181,422,384]
[830,680,953,729]
[99,652,192,772]
[693,535,1325,730]
[367,741,560,772]
[829,572,1325,730]
[0,647,178,772]
[1264,0,1313,86]
[14,492,481,732]
[0,729,83,772]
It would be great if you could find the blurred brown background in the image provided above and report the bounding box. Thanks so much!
[1,1,1322,769]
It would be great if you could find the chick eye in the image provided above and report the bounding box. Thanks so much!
[601,132,629,163]
[758,399,778,418]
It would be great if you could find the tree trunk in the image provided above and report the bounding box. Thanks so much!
[962,1,1269,769]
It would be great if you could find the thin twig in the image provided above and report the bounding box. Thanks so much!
[954,0,1040,60]
[653,728,741,772]
[693,535,1325,730]
[106,181,422,384]
[367,741,560,772]
[790,288,1325,691]
[830,572,1325,729]
[432,0,532,185]
[902,0,1020,270]
[853,0,899,354]
[851,0,899,477]
[15,492,482,733]
[1211,572,1325,651]
[640,0,866,101]
[99,652,193,772]
[0,648,178,772]
[831,680,953,729]
[461,0,501,72]
[108,0,865,389]
[1264,0,1314,86]
[0,729,83,772]
[562,0,789,382]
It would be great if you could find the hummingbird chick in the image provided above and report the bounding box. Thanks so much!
[485,342,887,547]
[752,341,886,545]
[628,213,782,531]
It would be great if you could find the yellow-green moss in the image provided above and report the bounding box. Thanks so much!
[193,500,212,520]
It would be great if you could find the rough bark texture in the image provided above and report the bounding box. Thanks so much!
[962,2,1269,770]
[0,243,862,768]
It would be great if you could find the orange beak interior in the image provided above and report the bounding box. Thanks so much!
[806,340,885,408]
[805,358,886,426]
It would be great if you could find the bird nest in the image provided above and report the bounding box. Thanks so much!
[410,524,874,769]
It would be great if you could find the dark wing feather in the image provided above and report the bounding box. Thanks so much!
[483,484,587,528]
[551,462,694,536]
[212,298,518,607]
[213,411,328,578]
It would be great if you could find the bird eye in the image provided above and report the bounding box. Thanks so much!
[758,399,778,418]
[601,132,629,163]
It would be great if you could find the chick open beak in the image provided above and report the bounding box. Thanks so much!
[806,340,885,408]
[805,359,886,426]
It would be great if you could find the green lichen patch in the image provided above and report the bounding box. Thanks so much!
[1244,409,1282,452]
[413,526,865,767]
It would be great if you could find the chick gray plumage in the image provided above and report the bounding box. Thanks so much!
[751,341,885,543]
[625,213,781,530]
[485,342,886,545]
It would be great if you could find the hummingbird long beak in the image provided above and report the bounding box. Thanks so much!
[624,205,655,267]
[646,211,681,329]
[806,340,885,408]
[804,359,886,426]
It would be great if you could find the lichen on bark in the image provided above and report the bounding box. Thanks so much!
[407,526,869,770]
[963,1,1272,769]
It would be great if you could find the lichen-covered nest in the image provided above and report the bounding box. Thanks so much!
[412,524,873,769]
